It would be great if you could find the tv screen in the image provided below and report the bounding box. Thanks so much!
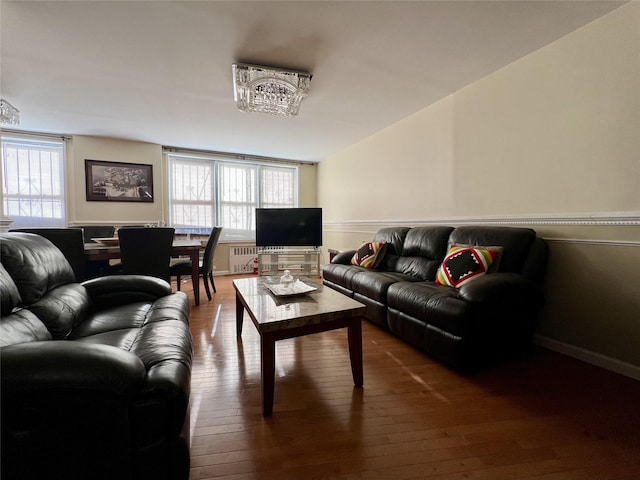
[255,208,323,248]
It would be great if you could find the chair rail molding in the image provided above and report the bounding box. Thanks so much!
[323,212,640,227]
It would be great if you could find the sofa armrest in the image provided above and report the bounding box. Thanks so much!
[1,342,149,479]
[331,249,356,264]
[1,341,146,397]
[82,274,172,310]
[457,273,545,305]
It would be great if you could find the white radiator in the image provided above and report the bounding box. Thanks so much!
[229,245,258,273]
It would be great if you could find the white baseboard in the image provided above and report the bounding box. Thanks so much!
[534,335,640,381]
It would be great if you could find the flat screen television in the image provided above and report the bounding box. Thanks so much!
[255,208,323,248]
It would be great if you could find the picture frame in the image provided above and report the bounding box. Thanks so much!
[85,159,154,202]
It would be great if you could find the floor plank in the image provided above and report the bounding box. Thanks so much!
[180,275,640,479]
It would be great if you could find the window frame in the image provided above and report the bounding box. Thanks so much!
[167,152,299,242]
[1,133,67,229]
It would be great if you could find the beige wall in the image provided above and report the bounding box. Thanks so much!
[65,136,318,273]
[68,136,165,225]
[298,162,318,208]
[318,3,640,374]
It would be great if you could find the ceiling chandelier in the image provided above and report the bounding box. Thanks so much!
[232,63,311,117]
[0,98,20,125]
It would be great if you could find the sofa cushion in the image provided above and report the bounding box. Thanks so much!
[0,232,76,306]
[26,283,92,339]
[131,319,192,371]
[68,302,153,339]
[323,262,365,291]
[387,281,474,337]
[0,308,52,347]
[372,227,410,256]
[435,245,500,288]
[447,226,535,274]
[394,226,453,280]
[70,293,190,344]
[1,263,21,316]
[0,233,86,339]
[350,270,421,303]
[73,328,141,350]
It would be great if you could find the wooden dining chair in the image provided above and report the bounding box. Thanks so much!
[117,227,175,282]
[170,226,223,301]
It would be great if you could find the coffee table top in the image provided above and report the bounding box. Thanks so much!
[233,276,366,333]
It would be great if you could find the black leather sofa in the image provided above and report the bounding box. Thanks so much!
[323,226,548,370]
[0,232,193,480]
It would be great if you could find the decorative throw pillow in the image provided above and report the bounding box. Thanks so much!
[435,245,500,287]
[454,244,504,273]
[350,241,387,269]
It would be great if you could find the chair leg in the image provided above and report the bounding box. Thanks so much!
[176,275,181,291]
[209,272,216,293]
[203,274,212,301]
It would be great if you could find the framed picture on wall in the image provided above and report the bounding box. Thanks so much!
[85,159,154,202]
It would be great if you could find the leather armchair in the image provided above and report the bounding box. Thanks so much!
[1,232,193,480]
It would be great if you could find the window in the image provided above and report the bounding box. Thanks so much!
[168,153,298,241]
[1,135,66,228]
[218,163,257,239]
[170,159,214,231]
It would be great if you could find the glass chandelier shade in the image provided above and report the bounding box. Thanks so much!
[232,64,311,117]
[0,99,20,125]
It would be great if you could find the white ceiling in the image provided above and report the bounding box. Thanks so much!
[0,1,626,162]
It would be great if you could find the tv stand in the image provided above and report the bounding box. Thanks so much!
[257,247,321,276]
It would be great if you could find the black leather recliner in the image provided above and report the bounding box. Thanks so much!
[1,232,193,480]
[323,225,548,371]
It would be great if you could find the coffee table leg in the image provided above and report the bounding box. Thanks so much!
[235,292,244,339]
[261,334,276,416]
[348,318,364,387]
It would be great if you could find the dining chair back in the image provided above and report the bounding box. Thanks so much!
[78,225,115,243]
[201,226,223,296]
[77,225,116,278]
[10,227,86,281]
[170,226,222,300]
[117,227,175,282]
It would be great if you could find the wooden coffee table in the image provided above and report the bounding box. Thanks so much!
[233,276,366,416]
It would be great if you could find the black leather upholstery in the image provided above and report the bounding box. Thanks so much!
[118,227,175,282]
[1,232,193,480]
[323,225,548,370]
[10,227,87,281]
[447,226,535,273]
[394,226,453,279]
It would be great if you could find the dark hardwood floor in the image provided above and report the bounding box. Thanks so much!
[182,274,640,479]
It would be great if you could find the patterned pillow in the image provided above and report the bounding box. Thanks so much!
[435,245,500,287]
[350,241,387,269]
[454,244,504,273]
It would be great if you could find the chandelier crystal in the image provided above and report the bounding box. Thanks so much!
[232,63,311,117]
[0,98,20,125]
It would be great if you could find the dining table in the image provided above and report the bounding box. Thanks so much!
[83,239,205,305]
